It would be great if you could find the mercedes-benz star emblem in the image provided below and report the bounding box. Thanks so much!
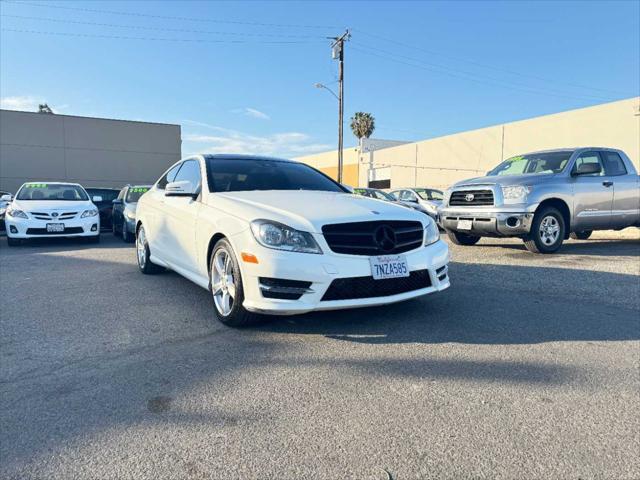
[374,225,397,252]
[51,212,59,217]
[465,193,475,202]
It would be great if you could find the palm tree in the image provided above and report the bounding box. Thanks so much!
[350,112,375,143]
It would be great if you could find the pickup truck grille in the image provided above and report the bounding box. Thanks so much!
[322,220,424,256]
[449,189,494,206]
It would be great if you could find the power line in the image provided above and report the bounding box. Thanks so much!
[3,1,340,29]
[0,14,330,38]
[0,28,325,44]
[351,28,628,97]
[349,44,616,102]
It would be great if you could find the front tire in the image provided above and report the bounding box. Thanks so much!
[524,207,565,254]
[122,220,133,243]
[570,230,592,240]
[210,238,259,327]
[446,230,481,246]
[136,225,163,274]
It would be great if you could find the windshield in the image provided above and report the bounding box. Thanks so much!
[415,189,443,201]
[125,186,151,203]
[487,151,573,176]
[206,158,347,193]
[16,183,89,201]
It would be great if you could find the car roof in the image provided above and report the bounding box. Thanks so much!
[202,154,297,163]
[21,181,82,187]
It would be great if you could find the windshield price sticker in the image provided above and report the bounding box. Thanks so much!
[27,183,47,188]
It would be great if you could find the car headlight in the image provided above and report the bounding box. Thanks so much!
[501,185,530,204]
[81,209,99,218]
[424,217,440,246]
[125,210,136,220]
[250,219,322,254]
[7,208,28,219]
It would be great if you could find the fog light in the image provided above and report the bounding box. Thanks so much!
[91,224,98,232]
[9,225,18,234]
[506,216,520,228]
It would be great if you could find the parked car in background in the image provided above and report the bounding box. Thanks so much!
[135,154,449,327]
[84,187,120,231]
[353,187,398,202]
[0,192,13,232]
[439,147,640,253]
[4,182,100,245]
[389,188,444,221]
[112,185,151,242]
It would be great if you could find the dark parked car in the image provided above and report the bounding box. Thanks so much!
[112,185,151,242]
[84,188,120,231]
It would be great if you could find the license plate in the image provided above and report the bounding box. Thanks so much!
[457,219,473,230]
[46,223,65,232]
[370,255,409,280]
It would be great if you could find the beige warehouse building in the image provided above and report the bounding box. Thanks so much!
[0,110,181,193]
[297,97,640,189]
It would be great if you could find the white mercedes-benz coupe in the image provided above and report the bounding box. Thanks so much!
[135,155,450,327]
[5,182,101,246]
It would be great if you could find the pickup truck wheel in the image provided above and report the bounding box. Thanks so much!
[570,230,592,240]
[446,230,481,246]
[524,207,565,254]
[210,239,261,328]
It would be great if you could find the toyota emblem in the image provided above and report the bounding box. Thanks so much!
[51,212,59,217]
[374,225,397,252]
[465,193,475,202]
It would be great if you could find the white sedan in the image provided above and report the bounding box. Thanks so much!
[5,182,101,245]
[135,155,450,327]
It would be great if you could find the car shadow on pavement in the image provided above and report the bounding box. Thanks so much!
[478,238,640,257]
[256,262,639,346]
[0,232,132,253]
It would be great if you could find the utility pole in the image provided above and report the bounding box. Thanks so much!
[330,30,350,184]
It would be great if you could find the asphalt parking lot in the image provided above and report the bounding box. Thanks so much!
[1,232,639,479]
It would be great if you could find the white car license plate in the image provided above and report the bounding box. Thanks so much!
[370,255,410,280]
[457,219,473,230]
[46,223,65,233]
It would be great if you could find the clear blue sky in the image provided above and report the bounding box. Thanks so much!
[1,0,638,157]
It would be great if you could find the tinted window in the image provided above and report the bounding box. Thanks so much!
[400,190,417,201]
[86,188,119,202]
[157,163,182,190]
[125,186,151,203]
[16,183,89,201]
[372,190,395,201]
[205,158,346,193]
[173,160,202,191]
[602,152,627,176]
[488,151,573,176]
[574,152,604,177]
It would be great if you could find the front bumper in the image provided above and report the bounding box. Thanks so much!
[439,208,534,236]
[5,215,100,239]
[233,230,450,315]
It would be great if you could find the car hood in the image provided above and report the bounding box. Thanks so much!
[209,190,425,233]
[11,199,95,212]
[452,173,559,188]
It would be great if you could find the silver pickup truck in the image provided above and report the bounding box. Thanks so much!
[439,147,640,253]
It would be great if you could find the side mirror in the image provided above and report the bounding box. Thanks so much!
[112,199,123,205]
[92,195,103,202]
[165,180,198,198]
[0,194,11,202]
[573,163,602,176]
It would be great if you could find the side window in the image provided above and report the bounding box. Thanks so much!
[574,152,604,177]
[602,152,627,176]
[401,190,417,201]
[173,159,202,192]
[157,163,182,190]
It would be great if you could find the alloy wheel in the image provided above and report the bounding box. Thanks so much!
[136,227,147,268]
[211,248,236,316]
[539,215,560,246]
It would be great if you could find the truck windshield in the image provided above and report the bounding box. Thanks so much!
[16,183,89,201]
[487,151,573,176]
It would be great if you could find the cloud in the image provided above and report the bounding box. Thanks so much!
[0,96,68,113]
[182,124,331,158]
[232,107,271,120]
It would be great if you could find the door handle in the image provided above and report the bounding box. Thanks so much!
[602,181,613,187]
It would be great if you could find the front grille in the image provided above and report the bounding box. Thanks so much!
[29,211,78,220]
[322,220,423,256]
[26,227,84,235]
[449,189,494,206]
[259,277,313,301]
[321,269,431,301]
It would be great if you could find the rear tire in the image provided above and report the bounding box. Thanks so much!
[112,221,119,237]
[209,238,260,327]
[570,230,592,240]
[136,224,164,274]
[446,230,481,246]
[523,207,565,254]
